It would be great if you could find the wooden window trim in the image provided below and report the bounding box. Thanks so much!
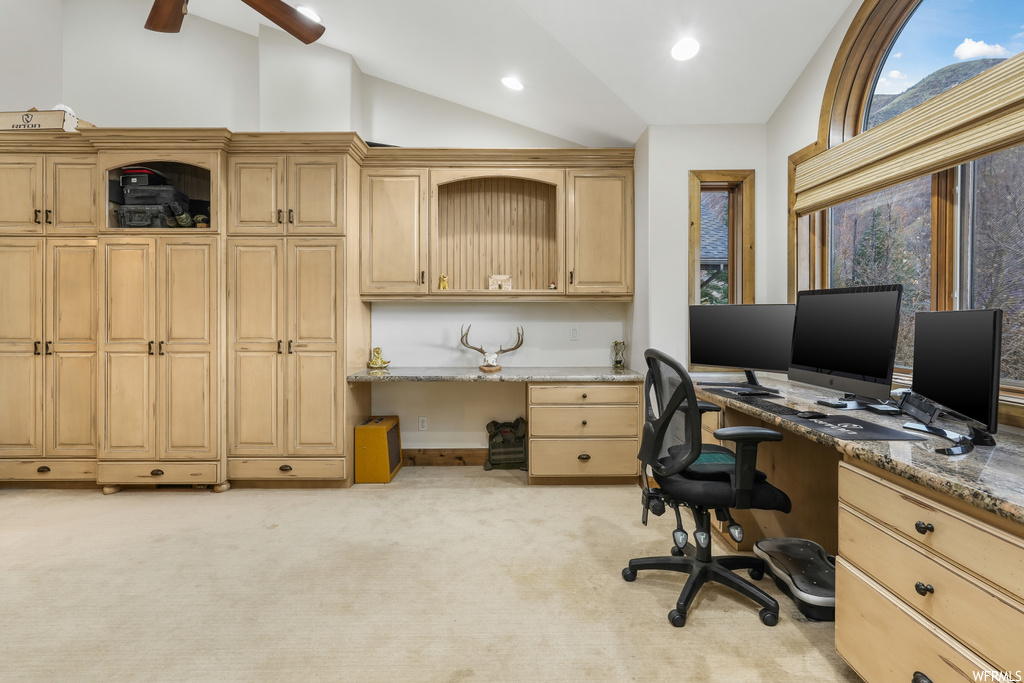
[688,170,755,305]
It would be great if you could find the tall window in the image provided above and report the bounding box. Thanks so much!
[699,190,730,304]
[688,170,755,305]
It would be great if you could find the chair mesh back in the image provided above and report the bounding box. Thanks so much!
[641,350,704,477]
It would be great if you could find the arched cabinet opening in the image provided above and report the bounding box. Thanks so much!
[105,160,213,230]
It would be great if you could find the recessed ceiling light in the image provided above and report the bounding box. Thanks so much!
[296,6,322,23]
[502,76,524,91]
[671,37,700,61]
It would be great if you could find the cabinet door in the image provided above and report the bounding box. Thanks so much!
[361,170,428,294]
[45,239,98,457]
[287,239,343,455]
[566,170,633,295]
[288,156,340,234]
[227,239,286,456]
[98,239,156,459]
[228,156,286,234]
[157,238,218,460]
[46,156,99,233]
[0,239,44,454]
[0,156,44,233]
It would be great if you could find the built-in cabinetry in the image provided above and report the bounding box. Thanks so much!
[527,382,641,483]
[359,149,634,300]
[0,155,98,233]
[836,461,1024,679]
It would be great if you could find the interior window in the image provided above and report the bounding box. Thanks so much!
[699,190,730,304]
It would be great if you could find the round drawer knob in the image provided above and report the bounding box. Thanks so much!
[578,453,591,461]
[279,465,293,472]
[582,393,588,399]
[914,581,935,596]
[150,469,164,476]
[581,419,588,426]
[912,672,933,683]
[914,521,935,535]
[37,466,51,473]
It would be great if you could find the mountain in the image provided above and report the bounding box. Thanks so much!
[866,58,1005,128]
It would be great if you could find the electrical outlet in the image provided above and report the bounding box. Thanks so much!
[418,416,428,431]
[570,326,580,342]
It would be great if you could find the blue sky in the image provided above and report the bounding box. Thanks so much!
[874,0,1024,93]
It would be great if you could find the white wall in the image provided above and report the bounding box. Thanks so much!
[0,0,63,113]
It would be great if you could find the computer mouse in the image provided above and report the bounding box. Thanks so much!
[795,410,828,419]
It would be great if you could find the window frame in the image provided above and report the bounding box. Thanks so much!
[688,169,756,306]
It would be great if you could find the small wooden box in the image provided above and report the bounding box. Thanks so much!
[354,416,402,483]
[1,109,79,132]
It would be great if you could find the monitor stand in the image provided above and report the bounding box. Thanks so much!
[697,370,781,394]
[814,393,887,411]
[902,422,974,455]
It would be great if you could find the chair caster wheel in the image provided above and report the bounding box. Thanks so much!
[748,567,764,581]
[670,545,684,556]
[622,568,637,582]
[668,610,686,627]
[759,609,779,626]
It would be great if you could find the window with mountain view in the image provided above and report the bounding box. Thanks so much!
[828,0,1024,384]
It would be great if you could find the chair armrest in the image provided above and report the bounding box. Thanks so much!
[680,400,721,414]
[713,426,783,509]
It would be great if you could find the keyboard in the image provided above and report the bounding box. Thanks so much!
[737,395,802,417]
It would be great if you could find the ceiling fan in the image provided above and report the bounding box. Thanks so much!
[145,0,326,44]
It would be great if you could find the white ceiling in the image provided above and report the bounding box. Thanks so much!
[187,0,854,147]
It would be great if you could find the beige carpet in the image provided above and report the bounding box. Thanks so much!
[0,467,859,682]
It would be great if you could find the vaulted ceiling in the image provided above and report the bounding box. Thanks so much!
[188,0,854,146]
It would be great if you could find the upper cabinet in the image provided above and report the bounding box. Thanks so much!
[228,155,341,235]
[358,149,634,301]
[0,154,98,234]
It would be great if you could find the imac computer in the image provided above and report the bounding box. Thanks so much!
[689,304,796,393]
[787,284,903,410]
[899,309,1002,455]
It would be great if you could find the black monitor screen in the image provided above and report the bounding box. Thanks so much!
[689,304,795,372]
[788,285,903,402]
[912,309,1002,433]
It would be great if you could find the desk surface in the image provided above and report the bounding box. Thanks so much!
[347,366,644,383]
[695,376,1024,527]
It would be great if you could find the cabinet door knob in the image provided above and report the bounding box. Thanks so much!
[277,340,283,354]
[421,270,425,284]
[279,464,293,472]
[158,341,165,355]
[288,208,294,224]
[34,341,41,356]
[912,672,933,683]
[45,209,52,224]
[914,581,935,596]
[148,341,155,356]
[287,340,294,354]
[37,466,51,473]
[569,270,574,285]
[582,393,587,399]
[577,453,591,461]
[34,209,42,224]
[277,209,283,224]
[45,341,53,355]
[150,469,164,476]
[581,419,588,426]
[915,521,935,534]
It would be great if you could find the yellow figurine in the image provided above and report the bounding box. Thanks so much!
[367,347,390,368]
[438,274,449,290]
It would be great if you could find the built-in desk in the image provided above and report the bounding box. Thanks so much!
[347,366,644,483]
[696,376,1024,681]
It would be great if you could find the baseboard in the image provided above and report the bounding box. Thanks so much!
[402,448,488,466]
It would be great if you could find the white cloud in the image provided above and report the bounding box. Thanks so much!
[954,38,1010,59]
[889,70,906,79]
[893,52,903,58]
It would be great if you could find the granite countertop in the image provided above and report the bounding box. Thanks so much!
[347,366,644,383]
[694,375,1024,527]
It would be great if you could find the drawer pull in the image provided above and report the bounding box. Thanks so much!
[578,453,591,461]
[279,465,293,472]
[912,673,933,683]
[581,420,588,426]
[582,393,587,399]
[914,581,934,596]
[914,521,935,535]
[37,466,51,473]
[150,469,164,476]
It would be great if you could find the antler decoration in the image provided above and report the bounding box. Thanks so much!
[460,325,524,372]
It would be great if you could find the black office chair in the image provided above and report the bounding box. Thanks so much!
[622,348,792,627]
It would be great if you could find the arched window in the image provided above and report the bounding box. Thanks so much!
[790,0,1024,424]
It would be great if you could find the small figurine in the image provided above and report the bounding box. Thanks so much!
[367,346,390,369]
[549,281,557,290]
[438,274,449,290]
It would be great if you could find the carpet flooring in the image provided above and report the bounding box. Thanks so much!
[0,467,860,682]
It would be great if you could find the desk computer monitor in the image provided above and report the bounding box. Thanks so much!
[689,304,796,391]
[787,284,903,408]
[901,309,1002,452]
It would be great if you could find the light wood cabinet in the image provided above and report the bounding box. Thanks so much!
[97,237,220,486]
[228,156,341,235]
[527,382,641,482]
[0,238,98,479]
[566,169,633,295]
[227,238,346,478]
[836,462,1024,678]
[0,155,98,233]
[360,169,428,295]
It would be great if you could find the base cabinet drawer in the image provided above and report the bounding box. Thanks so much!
[529,384,639,406]
[97,462,220,485]
[529,439,639,477]
[836,558,993,681]
[228,458,346,480]
[529,405,640,438]
[0,459,97,481]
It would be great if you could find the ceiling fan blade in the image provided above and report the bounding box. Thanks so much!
[144,0,188,33]
[240,0,326,44]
